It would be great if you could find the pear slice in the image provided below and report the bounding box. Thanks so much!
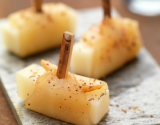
[16,60,109,125]
[71,17,142,78]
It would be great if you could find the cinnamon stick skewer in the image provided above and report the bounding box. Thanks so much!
[57,31,75,79]
[102,0,111,18]
[32,0,42,12]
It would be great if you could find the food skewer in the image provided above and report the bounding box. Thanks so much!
[16,31,109,125]
[57,31,75,79]
[32,0,42,12]
[102,0,111,18]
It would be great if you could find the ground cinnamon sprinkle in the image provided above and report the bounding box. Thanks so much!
[116,104,119,107]
[88,98,94,101]
[150,115,153,118]
[133,106,138,110]
[100,93,104,97]
[47,79,50,83]
[89,86,93,89]
[121,108,127,113]
[91,35,95,39]
[128,106,132,109]
[51,77,54,80]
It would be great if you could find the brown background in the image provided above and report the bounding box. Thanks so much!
[0,0,160,125]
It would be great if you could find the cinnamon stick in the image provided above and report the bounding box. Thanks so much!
[32,0,42,12]
[102,0,111,18]
[57,31,75,79]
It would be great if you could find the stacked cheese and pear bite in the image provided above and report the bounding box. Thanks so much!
[16,60,109,125]
[1,2,77,58]
[70,17,142,79]
[70,0,142,79]
[16,32,109,125]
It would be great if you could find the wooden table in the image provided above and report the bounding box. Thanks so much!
[0,0,160,124]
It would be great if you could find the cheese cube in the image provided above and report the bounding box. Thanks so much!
[16,64,45,100]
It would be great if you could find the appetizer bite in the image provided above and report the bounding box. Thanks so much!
[16,32,109,125]
[1,0,77,58]
[70,0,142,78]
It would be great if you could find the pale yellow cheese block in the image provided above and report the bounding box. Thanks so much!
[16,64,45,100]
[71,17,142,78]
[1,3,77,57]
[16,60,109,125]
